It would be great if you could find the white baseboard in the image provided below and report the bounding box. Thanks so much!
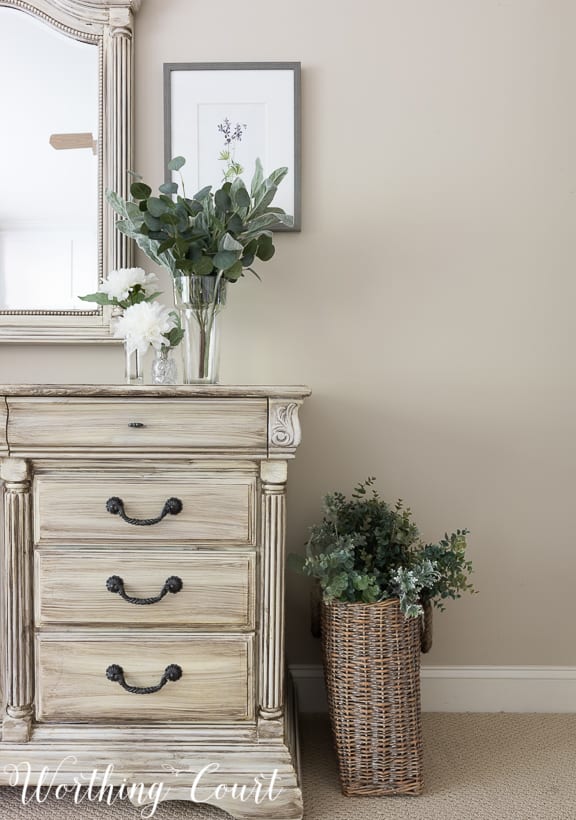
[289,664,576,713]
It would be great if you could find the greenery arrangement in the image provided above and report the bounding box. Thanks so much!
[106,154,292,283]
[292,477,475,617]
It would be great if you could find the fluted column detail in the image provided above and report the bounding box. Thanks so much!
[259,461,288,720]
[1,459,34,742]
[104,8,135,274]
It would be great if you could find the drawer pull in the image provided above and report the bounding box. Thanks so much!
[105,663,183,695]
[106,574,183,605]
[105,496,183,526]
[128,422,145,428]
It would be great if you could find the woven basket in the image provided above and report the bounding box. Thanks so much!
[321,598,424,796]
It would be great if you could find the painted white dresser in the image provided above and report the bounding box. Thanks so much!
[0,385,310,819]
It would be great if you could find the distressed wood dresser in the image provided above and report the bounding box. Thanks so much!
[0,385,310,818]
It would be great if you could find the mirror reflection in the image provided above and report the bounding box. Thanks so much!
[0,7,99,312]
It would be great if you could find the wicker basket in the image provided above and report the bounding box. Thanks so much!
[321,598,424,796]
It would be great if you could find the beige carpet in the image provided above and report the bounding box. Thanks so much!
[0,714,575,819]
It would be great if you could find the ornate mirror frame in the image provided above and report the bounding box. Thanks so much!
[0,0,141,343]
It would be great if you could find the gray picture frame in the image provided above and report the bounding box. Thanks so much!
[163,62,301,232]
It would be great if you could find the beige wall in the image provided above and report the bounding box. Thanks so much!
[2,0,575,667]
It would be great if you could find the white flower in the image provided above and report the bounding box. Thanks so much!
[100,267,158,302]
[114,302,176,355]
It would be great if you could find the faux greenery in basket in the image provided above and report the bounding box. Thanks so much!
[291,477,475,617]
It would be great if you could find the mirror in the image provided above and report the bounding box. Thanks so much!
[0,0,141,343]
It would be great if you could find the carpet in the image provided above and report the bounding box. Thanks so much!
[0,713,574,819]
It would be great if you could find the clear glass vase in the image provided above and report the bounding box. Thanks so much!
[172,274,227,384]
[151,346,178,385]
[125,344,143,385]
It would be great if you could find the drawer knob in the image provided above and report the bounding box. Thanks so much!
[106,574,183,605]
[105,496,183,526]
[105,663,182,695]
[128,422,146,428]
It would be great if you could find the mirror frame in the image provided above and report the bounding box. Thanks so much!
[0,0,141,343]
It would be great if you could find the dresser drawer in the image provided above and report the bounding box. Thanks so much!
[33,474,257,546]
[7,398,268,454]
[35,550,256,629]
[36,634,254,723]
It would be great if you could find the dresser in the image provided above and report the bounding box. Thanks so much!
[0,385,310,819]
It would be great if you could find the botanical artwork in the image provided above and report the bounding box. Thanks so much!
[217,118,248,182]
[166,64,300,228]
[199,107,266,191]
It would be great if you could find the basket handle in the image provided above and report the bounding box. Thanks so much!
[310,579,322,639]
[420,598,433,653]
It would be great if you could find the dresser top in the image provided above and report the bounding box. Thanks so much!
[0,384,311,399]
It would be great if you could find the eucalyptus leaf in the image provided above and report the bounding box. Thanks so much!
[159,212,179,226]
[215,189,232,213]
[231,177,251,210]
[192,255,214,276]
[256,234,275,261]
[167,156,186,171]
[193,185,212,201]
[223,260,243,281]
[144,212,162,232]
[213,249,240,271]
[182,197,203,217]
[174,238,188,257]
[104,147,291,290]
[159,181,179,195]
[220,233,244,253]
[130,181,152,200]
[175,259,195,273]
[226,214,244,234]
[157,238,175,255]
[147,197,168,218]
[187,245,202,262]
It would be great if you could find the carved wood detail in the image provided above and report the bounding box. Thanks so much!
[269,400,303,456]
[105,8,134,276]
[1,458,34,742]
[259,461,288,720]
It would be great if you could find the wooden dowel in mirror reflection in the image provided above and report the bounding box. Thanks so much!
[49,133,97,155]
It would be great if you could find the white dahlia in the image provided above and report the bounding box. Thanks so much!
[100,267,159,302]
[113,301,176,354]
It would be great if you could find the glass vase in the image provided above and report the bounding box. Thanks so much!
[151,346,178,385]
[125,344,143,385]
[172,274,227,384]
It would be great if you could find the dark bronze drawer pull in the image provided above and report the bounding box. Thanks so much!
[105,496,183,526]
[105,663,182,695]
[106,574,183,605]
[128,422,145,428]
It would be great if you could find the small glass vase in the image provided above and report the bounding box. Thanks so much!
[173,274,227,384]
[125,345,143,385]
[151,346,178,385]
